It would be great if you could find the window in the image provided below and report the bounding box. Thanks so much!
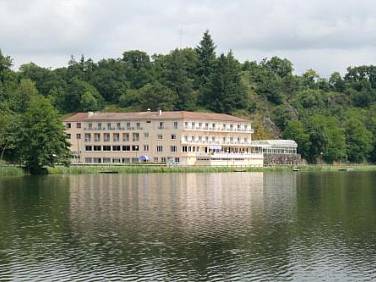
[185,122,188,127]
[93,158,102,163]
[67,134,71,139]
[85,158,92,163]
[184,136,188,141]
[144,132,149,138]
[123,133,129,142]
[88,123,92,129]
[198,123,202,127]
[94,133,100,142]
[107,123,112,129]
[205,123,209,128]
[76,134,81,139]
[85,133,91,142]
[131,158,139,163]
[136,122,141,129]
[182,146,188,152]
[153,157,158,163]
[116,123,121,129]
[159,122,164,129]
[175,157,180,163]
[94,145,101,151]
[104,133,110,142]
[170,146,177,152]
[103,158,111,163]
[122,145,130,151]
[132,133,139,141]
[113,158,121,163]
[157,145,163,152]
[161,157,166,163]
[192,122,195,127]
[212,123,215,128]
[171,134,176,140]
[103,145,111,151]
[66,123,71,128]
[85,145,92,151]
[132,145,139,151]
[97,123,102,129]
[113,133,119,142]
[113,145,121,151]
[122,158,130,163]
[173,121,178,129]
[157,134,163,140]
[76,123,81,128]
[144,145,149,151]
[126,122,131,128]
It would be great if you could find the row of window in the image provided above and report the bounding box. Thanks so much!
[84,157,180,164]
[66,121,179,130]
[84,145,177,153]
[67,132,177,142]
[184,122,248,130]
[183,136,249,143]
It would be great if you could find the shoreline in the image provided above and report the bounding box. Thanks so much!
[1,164,376,177]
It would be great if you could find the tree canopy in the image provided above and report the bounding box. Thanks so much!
[1,30,376,164]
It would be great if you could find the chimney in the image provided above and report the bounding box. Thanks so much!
[147,108,151,112]
[88,111,94,117]
[158,109,162,116]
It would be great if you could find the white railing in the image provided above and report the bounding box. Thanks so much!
[183,126,253,133]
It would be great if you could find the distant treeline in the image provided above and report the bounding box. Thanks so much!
[1,31,376,165]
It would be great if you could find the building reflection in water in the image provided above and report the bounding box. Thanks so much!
[67,172,297,239]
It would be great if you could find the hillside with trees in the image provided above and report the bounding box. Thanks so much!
[1,31,376,165]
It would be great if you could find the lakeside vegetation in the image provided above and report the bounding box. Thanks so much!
[1,31,376,173]
[2,164,376,177]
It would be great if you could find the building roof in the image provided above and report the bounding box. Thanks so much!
[63,111,249,122]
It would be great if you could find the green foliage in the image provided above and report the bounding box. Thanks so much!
[14,96,71,173]
[206,51,246,113]
[305,115,347,163]
[1,31,376,165]
[163,49,197,110]
[283,120,310,159]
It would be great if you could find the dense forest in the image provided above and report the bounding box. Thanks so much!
[1,31,376,166]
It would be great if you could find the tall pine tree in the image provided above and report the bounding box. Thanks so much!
[206,51,246,113]
[195,31,216,105]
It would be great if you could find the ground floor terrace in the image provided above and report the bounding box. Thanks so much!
[71,145,264,167]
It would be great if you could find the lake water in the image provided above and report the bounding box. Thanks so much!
[0,172,376,281]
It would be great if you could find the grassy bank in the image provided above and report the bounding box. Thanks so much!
[47,164,376,175]
[0,166,26,177]
[1,164,376,177]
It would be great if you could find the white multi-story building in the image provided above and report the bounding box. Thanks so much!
[63,111,264,166]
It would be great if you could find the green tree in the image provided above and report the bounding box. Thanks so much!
[206,51,246,113]
[0,49,13,84]
[195,30,216,103]
[283,120,310,160]
[138,82,177,111]
[14,96,71,174]
[9,79,39,112]
[164,49,196,110]
[122,50,152,89]
[344,117,373,163]
[65,79,103,112]
[306,115,347,163]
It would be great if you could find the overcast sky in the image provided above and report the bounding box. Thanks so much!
[1,0,376,76]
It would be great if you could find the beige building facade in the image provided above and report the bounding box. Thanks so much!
[63,111,264,167]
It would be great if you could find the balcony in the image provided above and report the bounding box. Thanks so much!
[183,126,253,133]
[181,138,252,146]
